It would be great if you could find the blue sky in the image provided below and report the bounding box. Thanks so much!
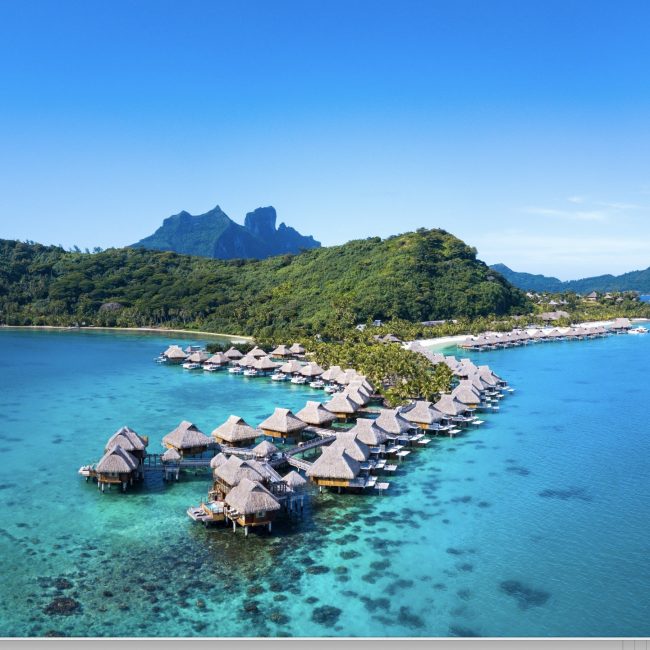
[1,0,649,279]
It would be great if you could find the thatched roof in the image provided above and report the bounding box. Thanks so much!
[289,342,306,354]
[187,350,210,363]
[348,418,387,445]
[213,455,265,486]
[349,377,373,393]
[163,345,186,360]
[211,415,259,444]
[96,445,138,474]
[252,440,279,457]
[206,352,227,365]
[105,426,147,453]
[400,400,445,425]
[320,365,343,382]
[296,401,336,426]
[343,387,370,405]
[300,362,325,377]
[434,394,468,416]
[224,346,243,359]
[161,447,181,462]
[280,359,303,374]
[163,421,212,450]
[282,470,307,489]
[209,452,229,469]
[375,408,415,434]
[307,446,360,480]
[259,408,307,434]
[271,345,291,356]
[336,369,359,385]
[451,382,482,405]
[254,356,279,371]
[324,393,360,415]
[330,431,370,461]
[237,354,257,367]
[248,346,267,358]
[225,478,281,515]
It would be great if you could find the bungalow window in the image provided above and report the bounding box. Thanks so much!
[256,511,267,519]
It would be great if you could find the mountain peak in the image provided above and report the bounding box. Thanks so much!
[133,203,320,260]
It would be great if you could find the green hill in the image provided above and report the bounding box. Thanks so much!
[491,262,650,294]
[0,229,530,339]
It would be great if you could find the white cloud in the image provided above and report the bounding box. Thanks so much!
[524,206,607,222]
[567,195,585,204]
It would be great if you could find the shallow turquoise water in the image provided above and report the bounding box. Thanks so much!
[0,328,648,637]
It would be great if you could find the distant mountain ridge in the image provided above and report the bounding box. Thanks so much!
[133,205,320,259]
[491,263,650,294]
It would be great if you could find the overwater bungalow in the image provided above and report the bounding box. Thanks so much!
[248,346,268,358]
[187,350,210,364]
[163,344,187,363]
[296,400,337,427]
[259,407,307,441]
[611,317,632,332]
[348,418,388,447]
[337,368,359,385]
[205,352,228,366]
[253,356,279,373]
[451,382,482,409]
[95,445,140,492]
[209,452,229,470]
[252,440,279,460]
[211,415,259,448]
[224,478,281,535]
[374,408,416,436]
[105,426,148,462]
[343,386,371,406]
[237,354,257,368]
[282,470,307,492]
[271,344,292,357]
[289,343,306,356]
[224,347,244,361]
[162,421,213,456]
[330,431,371,462]
[324,393,361,420]
[306,445,361,489]
[399,400,446,430]
[279,359,303,374]
[161,447,182,480]
[320,365,343,382]
[211,456,267,499]
[299,362,325,378]
[435,394,471,419]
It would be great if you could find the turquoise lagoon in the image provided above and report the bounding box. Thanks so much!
[0,328,648,637]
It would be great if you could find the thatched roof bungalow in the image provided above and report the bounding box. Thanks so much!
[163,421,212,456]
[307,446,361,488]
[211,415,259,447]
[259,408,307,440]
[161,447,181,463]
[163,345,187,363]
[451,382,482,408]
[324,393,361,420]
[252,440,279,459]
[374,408,415,435]
[289,343,306,355]
[224,477,281,533]
[300,362,325,378]
[400,400,446,429]
[343,386,371,406]
[296,401,336,427]
[105,426,148,459]
[348,418,387,446]
[224,347,244,360]
[320,365,343,382]
[206,352,228,366]
[187,350,210,364]
[434,394,470,417]
[330,431,370,461]
[95,445,139,490]
[248,346,267,358]
[237,354,257,368]
[282,470,307,491]
[209,452,228,469]
[271,344,292,357]
[253,356,279,372]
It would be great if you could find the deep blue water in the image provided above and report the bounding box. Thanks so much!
[0,328,648,637]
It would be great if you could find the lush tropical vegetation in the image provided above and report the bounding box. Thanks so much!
[0,229,530,339]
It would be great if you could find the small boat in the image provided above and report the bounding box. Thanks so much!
[182,362,201,370]
[309,380,325,389]
[154,355,167,363]
[271,372,287,381]
[629,327,648,335]
[290,375,307,384]
[228,366,243,374]
[243,368,259,377]
[203,364,218,372]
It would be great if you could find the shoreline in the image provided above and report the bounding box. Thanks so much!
[0,324,253,342]
[409,317,649,350]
